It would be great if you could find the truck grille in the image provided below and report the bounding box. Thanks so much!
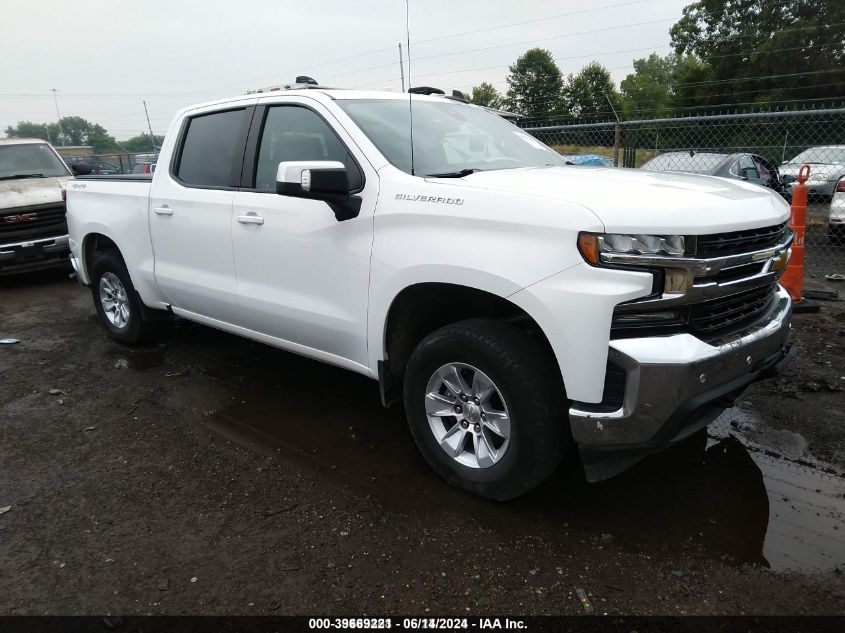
[689,282,777,339]
[612,282,779,342]
[695,221,790,258]
[0,203,67,242]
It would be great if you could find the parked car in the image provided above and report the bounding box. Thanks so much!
[563,154,614,167]
[830,178,845,245]
[641,151,788,198]
[132,162,156,174]
[65,88,795,499]
[0,138,74,274]
[779,145,845,200]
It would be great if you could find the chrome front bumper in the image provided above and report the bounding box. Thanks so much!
[0,234,70,274]
[572,285,794,480]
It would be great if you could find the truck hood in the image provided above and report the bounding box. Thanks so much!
[0,176,68,211]
[434,166,789,234]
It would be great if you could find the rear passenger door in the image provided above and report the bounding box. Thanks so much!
[149,104,253,323]
[230,99,377,368]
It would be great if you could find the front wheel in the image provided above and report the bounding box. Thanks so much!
[403,319,568,500]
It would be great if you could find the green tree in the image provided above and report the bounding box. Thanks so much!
[5,116,119,153]
[122,133,164,152]
[4,121,60,144]
[469,82,503,109]
[670,0,845,109]
[562,62,622,121]
[505,48,564,118]
[620,53,713,118]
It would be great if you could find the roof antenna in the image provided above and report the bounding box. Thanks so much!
[405,0,415,176]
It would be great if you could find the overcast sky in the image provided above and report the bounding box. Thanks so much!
[0,0,689,141]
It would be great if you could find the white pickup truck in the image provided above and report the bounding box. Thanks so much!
[66,86,795,499]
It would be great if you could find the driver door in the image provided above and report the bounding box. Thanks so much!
[230,101,378,368]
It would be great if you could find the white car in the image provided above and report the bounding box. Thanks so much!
[65,86,795,499]
[831,178,845,245]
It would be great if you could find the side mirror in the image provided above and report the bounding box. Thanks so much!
[276,160,361,221]
[276,161,350,196]
[71,162,92,176]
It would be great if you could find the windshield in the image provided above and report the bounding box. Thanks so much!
[0,143,70,179]
[789,147,845,165]
[336,98,566,176]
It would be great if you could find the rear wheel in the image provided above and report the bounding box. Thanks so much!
[403,319,568,500]
[89,251,162,345]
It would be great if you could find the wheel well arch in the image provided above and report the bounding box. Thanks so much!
[378,282,561,405]
[82,232,122,280]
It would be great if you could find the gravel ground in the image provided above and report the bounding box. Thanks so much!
[0,270,843,616]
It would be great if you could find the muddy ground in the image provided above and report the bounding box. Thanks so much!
[0,268,843,616]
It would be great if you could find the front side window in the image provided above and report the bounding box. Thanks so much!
[254,106,350,191]
[336,98,566,177]
[0,143,70,179]
[176,108,245,187]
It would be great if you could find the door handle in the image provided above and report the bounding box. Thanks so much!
[237,213,264,225]
[153,206,173,216]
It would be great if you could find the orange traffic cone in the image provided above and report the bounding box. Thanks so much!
[780,164,810,304]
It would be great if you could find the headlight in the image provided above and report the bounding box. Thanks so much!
[578,232,685,265]
[808,173,834,182]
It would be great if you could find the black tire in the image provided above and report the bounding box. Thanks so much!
[403,319,568,500]
[89,251,162,345]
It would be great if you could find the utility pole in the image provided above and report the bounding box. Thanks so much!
[143,100,156,153]
[50,88,64,146]
[398,43,406,92]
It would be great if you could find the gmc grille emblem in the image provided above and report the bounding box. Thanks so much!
[2,213,38,224]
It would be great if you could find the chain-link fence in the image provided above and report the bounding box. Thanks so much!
[62,152,158,175]
[521,108,845,285]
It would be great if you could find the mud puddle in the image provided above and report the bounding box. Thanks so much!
[205,363,844,574]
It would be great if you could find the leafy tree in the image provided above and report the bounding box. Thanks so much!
[670,0,845,109]
[469,82,503,109]
[505,48,564,118]
[123,133,164,152]
[620,53,713,118]
[562,62,622,121]
[5,117,119,153]
[4,121,60,145]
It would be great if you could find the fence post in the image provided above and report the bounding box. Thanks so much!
[613,124,621,167]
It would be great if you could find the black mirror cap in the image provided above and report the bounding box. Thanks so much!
[71,162,93,176]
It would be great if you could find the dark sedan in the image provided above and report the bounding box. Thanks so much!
[641,151,788,198]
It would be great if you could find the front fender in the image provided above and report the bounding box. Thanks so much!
[509,263,653,403]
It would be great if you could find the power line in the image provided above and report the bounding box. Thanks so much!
[411,0,653,46]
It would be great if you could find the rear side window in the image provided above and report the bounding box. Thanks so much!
[176,108,245,187]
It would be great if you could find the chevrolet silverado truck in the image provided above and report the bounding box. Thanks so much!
[65,86,795,499]
[1,138,74,275]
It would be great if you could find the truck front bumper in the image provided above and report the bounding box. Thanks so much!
[571,285,794,481]
[0,234,70,275]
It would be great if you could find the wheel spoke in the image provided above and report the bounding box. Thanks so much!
[440,426,466,458]
[471,370,496,402]
[425,391,457,418]
[483,410,510,439]
[438,365,470,396]
[476,432,497,468]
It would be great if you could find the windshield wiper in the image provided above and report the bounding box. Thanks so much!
[426,168,482,178]
[0,173,46,181]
